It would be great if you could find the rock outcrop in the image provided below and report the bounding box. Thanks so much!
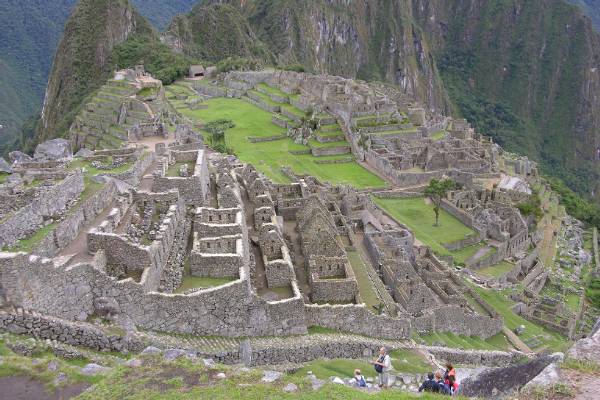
[34,138,72,160]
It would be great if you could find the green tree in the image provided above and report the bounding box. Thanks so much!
[424,178,456,227]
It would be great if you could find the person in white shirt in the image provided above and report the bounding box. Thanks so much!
[371,347,392,388]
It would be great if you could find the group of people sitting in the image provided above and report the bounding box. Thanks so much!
[418,363,459,395]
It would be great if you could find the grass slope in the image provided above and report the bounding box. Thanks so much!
[175,96,385,188]
[372,197,476,257]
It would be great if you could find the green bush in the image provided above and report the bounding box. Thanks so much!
[112,35,192,85]
[216,57,260,73]
[548,177,600,229]
[517,193,543,222]
[281,63,306,72]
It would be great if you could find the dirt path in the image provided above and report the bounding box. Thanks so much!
[502,326,534,354]
[0,377,88,400]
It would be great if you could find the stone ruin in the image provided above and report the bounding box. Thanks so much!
[3,68,584,366]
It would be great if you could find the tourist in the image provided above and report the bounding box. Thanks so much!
[353,369,367,387]
[418,372,439,393]
[371,347,392,388]
[444,362,459,394]
[436,370,451,395]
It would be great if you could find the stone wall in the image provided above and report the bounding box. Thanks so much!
[412,305,503,339]
[310,145,351,157]
[152,149,209,205]
[305,304,411,339]
[105,151,155,186]
[189,234,244,278]
[0,172,85,248]
[0,308,145,352]
[0,251,308,337]
[424,346,523,367]
[34,180,118,258]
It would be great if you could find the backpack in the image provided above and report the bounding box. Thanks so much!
[438,381,451,395]
[357,375,366,387]
[374,355,384,373]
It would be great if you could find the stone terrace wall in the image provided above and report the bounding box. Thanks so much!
[424,346,523,367]
[0,308,145,352]
[0,172,85,248]
[0,252,308,337]
[412,305,503,339]
[305,304,411,339]
[34,181,118,258]
[105,151,155,186]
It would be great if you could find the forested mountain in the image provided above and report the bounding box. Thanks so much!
[0,0,196,154]
[4,0,600,204]
[568,0,600,29]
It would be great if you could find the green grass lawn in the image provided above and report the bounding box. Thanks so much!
[471,285,570,351]
[565,293,581,313]
[417,331,510,351]
[292,349,432,380]
[476,261,515,278]
[257,82,289,98]
[166,161,195,177]
[69,158,133,176]
[451,243,490,265]
[174,96,385,188]
[372,197,476,257]
[347,251,381,310]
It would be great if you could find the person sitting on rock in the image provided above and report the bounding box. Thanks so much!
[436,370,452,395]
[418,372,439,393]
[353,369,367,387]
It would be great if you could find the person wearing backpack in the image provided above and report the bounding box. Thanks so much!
[435,370,452,395]
[353,369,367,388]
[418,372,439,393]
[371,347,392,388]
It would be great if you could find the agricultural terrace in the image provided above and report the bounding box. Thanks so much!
[166,83,386,189]
[372,196,485,262]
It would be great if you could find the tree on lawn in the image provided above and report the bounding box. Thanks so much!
[424,178,456,227]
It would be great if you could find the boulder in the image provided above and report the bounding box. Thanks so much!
[141,346,162,355]
[163,349,187,361]
[567,319,600,363]
[524,362,561,389]
[80,363,111,376]
[283,383,298,392]
[9,150,32,164]
[0,157,12,173]
[457,354,561,399]
[261,370,283,383]
[75,148,94,158]
[34,138,72,160]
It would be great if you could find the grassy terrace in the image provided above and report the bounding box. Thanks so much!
[172,95,385,188]
[166,161,195,177]
[292,349,432,380]
[477,261,515,278]
[371,128,419,136]
[471,284,570,352]
[257,82,289,98]
[68,157,133,176]
[372,196,480,259]
[347,251,381,310]
[417,331,510,351]
[308,139,349,149]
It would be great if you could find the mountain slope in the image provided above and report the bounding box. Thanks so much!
[568,0,600,30]
[164,3,273,63]
[412,0,600,197]
[38,0,156,142]
[0,0,197,154]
